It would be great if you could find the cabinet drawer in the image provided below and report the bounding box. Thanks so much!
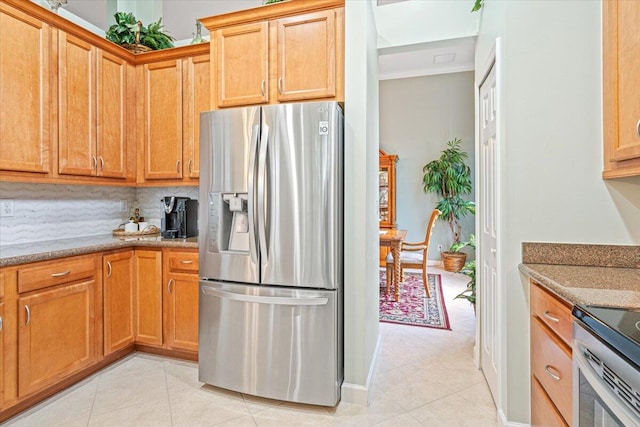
[531,375,568,427]
[530,317,572,425]
[18,255,96,293]
[530,282,572,346]
[167,251,199,273]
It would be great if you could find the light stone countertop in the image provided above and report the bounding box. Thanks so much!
[0,234,198,267]
[519,263,640,309]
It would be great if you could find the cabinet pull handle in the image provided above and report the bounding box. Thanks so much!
[0,315,3,332]
[544,365,561,381]
[106,261,112,278]
[543,310,560,323]
[176,160,181,174]
[636,119,640,139]
[180,260,193,264]
[91,156,97,171]
[188,159,193,174]
[168,278,175,294]
[25,305,31,326]
[261,80,266,96]
[278,78,283,94]
[99,156,105,171]
[51,270,71,278]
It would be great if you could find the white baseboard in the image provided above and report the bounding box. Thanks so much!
[498,409,530,427]
[340,334,381,406]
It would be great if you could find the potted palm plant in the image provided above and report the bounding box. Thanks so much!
[422,138,475,272]
[106,12,175,52]
[455,259,476,309]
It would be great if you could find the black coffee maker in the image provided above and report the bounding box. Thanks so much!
[161,196,198,239]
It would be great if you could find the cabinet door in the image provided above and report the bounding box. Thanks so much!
[103,251,134,355]
[96,49,127,179]
[164,274,199,352]
[18,280,96,397]
[612,1,640,162]
[141,60,183,180]
[183,54,210,180]
[58,31,96,177]
[215,22,268,107]
[0,4,51,174]
[276,10,336,102]
[0,301,4,405]
[134,250,162,346]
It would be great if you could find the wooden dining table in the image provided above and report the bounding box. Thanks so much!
[379,228,407,302]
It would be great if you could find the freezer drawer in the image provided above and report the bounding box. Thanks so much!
[198,281,342,406]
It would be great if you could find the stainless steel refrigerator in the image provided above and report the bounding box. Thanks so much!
[198,101,343,406]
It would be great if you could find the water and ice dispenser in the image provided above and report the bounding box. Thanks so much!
[208,193,251,254]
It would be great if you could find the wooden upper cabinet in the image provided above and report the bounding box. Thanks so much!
[276,10,336,102]
[96,50,128,179]
[58,31,96,177]
[140,60,183,180]
[603,0,640,178]
[0,3,51,174]
[203,0,344,109]
[214,22,269,108]
[183,54,211,180]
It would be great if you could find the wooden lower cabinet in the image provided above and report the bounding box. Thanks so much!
[0,301,4,406]
[531,376,568,427]
[17,279,96,397]
[134,250,163,346]
[103,251,134,355]
[163,249,199,353]
[530,281,573,426]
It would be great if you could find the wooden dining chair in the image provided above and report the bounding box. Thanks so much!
[385,209,441,298]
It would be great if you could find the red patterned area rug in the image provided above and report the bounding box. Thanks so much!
[379,271,451,330]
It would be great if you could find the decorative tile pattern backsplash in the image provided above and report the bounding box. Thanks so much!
[0,183,199,246]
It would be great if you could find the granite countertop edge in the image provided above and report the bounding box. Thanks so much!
[519,263,640,309]
[0,236,199,267]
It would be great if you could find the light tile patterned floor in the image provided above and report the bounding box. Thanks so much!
[5,266,496,426]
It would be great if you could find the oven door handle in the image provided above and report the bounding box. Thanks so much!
[574,340,640,427]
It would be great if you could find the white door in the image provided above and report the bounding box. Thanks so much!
[478,63,499,399]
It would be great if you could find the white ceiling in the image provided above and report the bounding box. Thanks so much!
[378,36,476,80]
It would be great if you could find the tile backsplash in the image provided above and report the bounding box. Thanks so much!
[0,183,199,246]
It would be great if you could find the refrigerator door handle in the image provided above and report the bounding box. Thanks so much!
[201,286,328,306]
[257,124,269,266]
[247,124,260,265]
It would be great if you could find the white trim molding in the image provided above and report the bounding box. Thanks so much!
[499,409,530,427]
[340,333,381,406]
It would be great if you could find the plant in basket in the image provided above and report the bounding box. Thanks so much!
[422,138,475,271]
[106,12,175,52]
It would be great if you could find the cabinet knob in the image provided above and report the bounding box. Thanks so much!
[25,305,31,326]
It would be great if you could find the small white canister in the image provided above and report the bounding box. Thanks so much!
[124,221,138,232]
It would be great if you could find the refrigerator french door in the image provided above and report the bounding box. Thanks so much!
[198,102,343,406]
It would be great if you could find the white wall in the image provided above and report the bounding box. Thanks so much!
[379,72,476,259]
[341,0,380,405]
[475,0,640,423]
[374,0,479,50]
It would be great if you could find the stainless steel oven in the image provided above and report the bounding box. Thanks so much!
[573,306,640,427]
